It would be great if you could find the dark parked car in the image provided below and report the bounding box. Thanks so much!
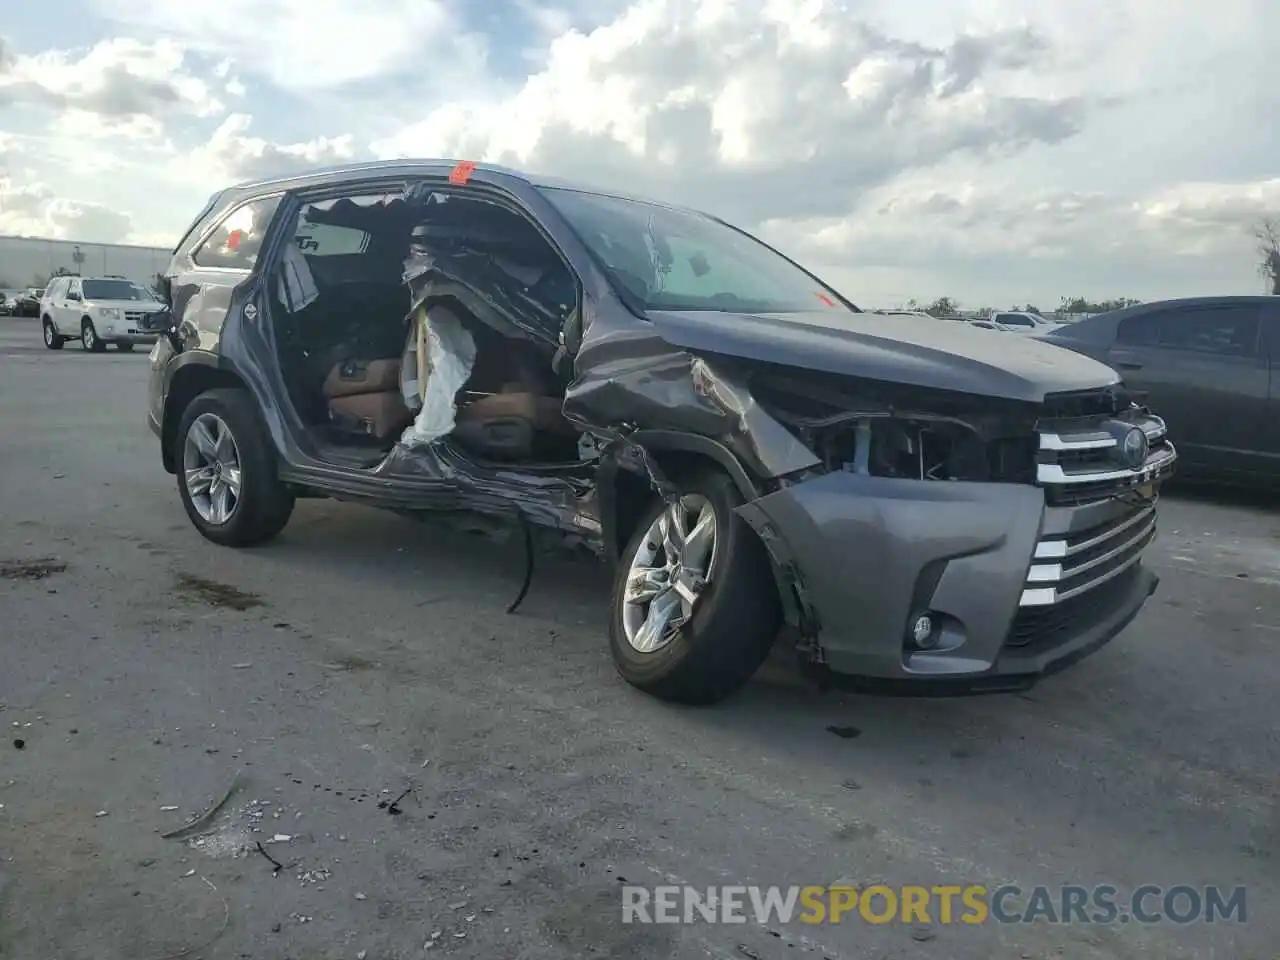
[13,288,42,317]
[145,160,1175,705]
[1039,296,1277,486]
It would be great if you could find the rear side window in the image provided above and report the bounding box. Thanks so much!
[1157,306,1260,357]
[192,195,283,269]
[994,313,1034,327]
[1116,313,1159,346]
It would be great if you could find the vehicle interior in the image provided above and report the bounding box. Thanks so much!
[265,188,586,469]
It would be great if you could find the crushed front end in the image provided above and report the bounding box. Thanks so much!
[734,374,1176,690]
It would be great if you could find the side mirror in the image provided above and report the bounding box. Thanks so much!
[67,291,82,301]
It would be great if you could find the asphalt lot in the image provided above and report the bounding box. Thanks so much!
[1,318,1277,960]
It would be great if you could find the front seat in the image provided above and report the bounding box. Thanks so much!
[452,384,574,461]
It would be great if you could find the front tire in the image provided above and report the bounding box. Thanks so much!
[42,318,63,350]
[609,467,782,705]
[175,388,295,547]
[81,318,105,353]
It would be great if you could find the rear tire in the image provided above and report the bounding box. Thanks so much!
[609,466,781,705]
[175,388,295,547]
[42,318,63,350]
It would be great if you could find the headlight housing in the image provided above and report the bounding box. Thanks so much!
[96,307,122,320]
[746,366,1038,484]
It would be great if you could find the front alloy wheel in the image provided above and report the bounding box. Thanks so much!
[182,412,243,525]
[622,494,718,653]
[81,319,105,352]
[609,467,782,705]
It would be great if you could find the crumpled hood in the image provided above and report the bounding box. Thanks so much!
[646,309,1120,404]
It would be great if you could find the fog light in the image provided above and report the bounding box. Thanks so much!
[910,613,936,648]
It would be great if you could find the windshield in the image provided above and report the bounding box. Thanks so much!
[995,314,1035,327]
[82,279,147,300]
[541,187,853,314]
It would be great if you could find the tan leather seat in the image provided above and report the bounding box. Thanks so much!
[452,387,576,459]
[456,390,539,426]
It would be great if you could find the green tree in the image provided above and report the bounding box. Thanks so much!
[925,296,958,317]
[1254,217,1280,294]
[1059,296,1140,314]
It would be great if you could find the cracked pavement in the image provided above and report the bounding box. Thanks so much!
[0,321,1276,959]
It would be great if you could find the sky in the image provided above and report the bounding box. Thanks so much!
[1,0,1277,309]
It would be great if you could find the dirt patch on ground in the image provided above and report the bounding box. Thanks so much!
[174,573,264,611]
[0,558,67,581]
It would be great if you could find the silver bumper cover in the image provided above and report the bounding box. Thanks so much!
[737,408,1176,685]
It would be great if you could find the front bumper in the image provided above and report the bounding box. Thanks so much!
[737,471,1162,689]
[105,331,159,345]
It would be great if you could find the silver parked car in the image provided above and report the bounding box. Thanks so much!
[41,276,166,352]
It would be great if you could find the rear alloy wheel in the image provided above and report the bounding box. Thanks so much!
[176,388,295,547]
[81,318,105,353]
[42,319,63,350]
[610,467,781,705]
[184,412,244,527]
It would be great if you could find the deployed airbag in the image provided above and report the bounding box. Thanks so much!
[399,304,476,447]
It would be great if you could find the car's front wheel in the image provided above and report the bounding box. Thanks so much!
[175,388,295,547]
[80,318,105,353]
[42,318,63,350]
[609,466,782,705]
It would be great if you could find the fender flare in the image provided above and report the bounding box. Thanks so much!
[160,351,251,471]
[596,429,760,562]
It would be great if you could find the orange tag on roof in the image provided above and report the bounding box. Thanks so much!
[815,292,837,307]
[226,229,244,251]
[449,161,477,185]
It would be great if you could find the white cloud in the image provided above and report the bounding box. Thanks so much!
[0,37,224,121]
[758,174,1280,306]
[0,138,134,243]
[183,113,358,184]
[371,0,1089,225]
[3,0,1280,303]
[90,0,489,97]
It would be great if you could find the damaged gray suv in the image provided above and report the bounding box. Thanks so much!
[145,160,1177,704]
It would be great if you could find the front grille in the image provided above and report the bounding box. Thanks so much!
[1006,565,1142,649]
[1009,389,1176,636]
[1020,503,1157,607]
[1036,407,1176,507]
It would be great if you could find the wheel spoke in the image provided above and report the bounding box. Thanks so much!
[210,480,232,524]
[221,465,243,497]
[681,504,716,573]
[625,566,667,604]
[661,501,688,557]
[186,467,214,496]
[632,589,681,652]
[213,423,236,462]
[190,420,218,459]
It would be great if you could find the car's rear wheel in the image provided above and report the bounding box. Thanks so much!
[609,466,782,705]
[42,318,63,350]
[80,318,105,353]
[176,388,295,547]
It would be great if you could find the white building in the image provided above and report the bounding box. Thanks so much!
[0,235,172,291]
